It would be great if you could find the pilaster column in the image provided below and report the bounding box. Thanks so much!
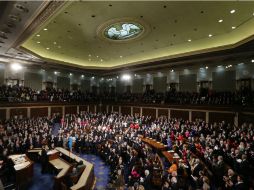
[234,112,239,127]
[189,111,192,122]
[156,108,158,118]
[168,109,171,119]
[131,106,133,116]
[62,106,65,117]
[140,107,143,117]
[48,107,51,117]
[27,107,31,118]
[6,108,10,120]
[206,111,209,123]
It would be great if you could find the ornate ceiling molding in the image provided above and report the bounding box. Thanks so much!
[13,1,68,49]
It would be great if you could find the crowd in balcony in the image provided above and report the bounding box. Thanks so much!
[0,84,253,106]
[0,113,253,189]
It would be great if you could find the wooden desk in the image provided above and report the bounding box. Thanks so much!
[27,148,42,153]
[49,158,71,178]
[9,154,33,189]
[55,147,95,190]
[141,137,167,151]
[49,157,72,190]
[47,149,59,161]
[162,151,180,163]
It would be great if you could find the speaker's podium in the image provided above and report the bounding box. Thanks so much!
[8,154,33,189]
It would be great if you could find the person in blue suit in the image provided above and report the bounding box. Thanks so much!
[68,135,73,152]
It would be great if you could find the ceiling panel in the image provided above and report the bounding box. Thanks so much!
[21,1,254,68]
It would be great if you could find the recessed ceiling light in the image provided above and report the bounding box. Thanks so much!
[88,58,91,61]
[53,42,57,45]
[230,9,235,14]
[43,28,48,31]
[96,55,99,58]
[171,69,174,72]
[226,65,232,69]
[37,41,40,44]
[81,75,84,78]
[88,54,91,57]
[46,47,50,50]
[205,66,209,69]
[100,59,103,62]
[36,34,40,37]
[251,59,254,63]
[231,26,236,29]
[188,39,191,42]
[69,73,72,76]
[218,19,223,23]
[208,34,213,37]
[120,55,123,58]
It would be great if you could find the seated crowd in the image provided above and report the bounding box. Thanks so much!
[0,112,253,190]
[0,84,253,106]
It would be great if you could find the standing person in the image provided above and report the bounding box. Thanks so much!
[61,117,64,128]
[68,134,73,152]
[41,146,48,174]
[114,169,125,190]
[142,170,152,190]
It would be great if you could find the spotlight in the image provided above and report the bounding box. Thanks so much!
[11,63,22,71]
[121,74,131,81]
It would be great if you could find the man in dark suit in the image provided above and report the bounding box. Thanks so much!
[76,160,85,173]
[190,158,203,189]
[192,159,203,178]
[235,175,246,190]
[214,155,226,188]
[142,169,152,190]
[239,154,249,177]
[128,151,137,173]
[41,146,48,174]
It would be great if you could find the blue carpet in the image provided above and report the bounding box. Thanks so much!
[28,163,54,190]
[28,154,110,190]
[79,153,110,190]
